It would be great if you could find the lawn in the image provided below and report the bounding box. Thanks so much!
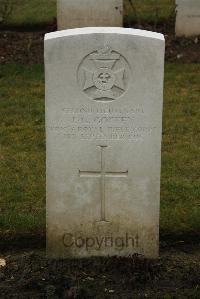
[124,0,175,25]
[0,63,199,235]
[1,0,56,28]
[0,65,45,233]
[2,0,175,28]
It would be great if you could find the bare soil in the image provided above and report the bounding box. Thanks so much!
[0,244,199,299]
[0,22,200,65]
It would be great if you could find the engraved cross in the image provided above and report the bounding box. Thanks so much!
[79,145,128,222]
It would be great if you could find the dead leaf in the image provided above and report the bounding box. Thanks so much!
[0,259,6,267]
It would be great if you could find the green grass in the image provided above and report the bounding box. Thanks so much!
[161,64,200,233]
[2,0,175,28]
[2,0,56,28]
[124,0,175,25]
[0,63,200,235]
[0,64,45,233]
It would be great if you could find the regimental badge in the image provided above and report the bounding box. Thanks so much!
[77,46,131,102]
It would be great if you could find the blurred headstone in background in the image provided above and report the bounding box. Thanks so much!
[57,0,123,30]
[176,0,200,37]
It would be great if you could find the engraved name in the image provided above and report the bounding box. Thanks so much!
[48,105,157,141]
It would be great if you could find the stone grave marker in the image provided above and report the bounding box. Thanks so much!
[57,0,123,30]
[45,27,165,258]
[176,0,200,36]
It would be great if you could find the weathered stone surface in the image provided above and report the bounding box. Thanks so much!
[176,0,200,36]
[57,0,123,30]
[45,28,165,258]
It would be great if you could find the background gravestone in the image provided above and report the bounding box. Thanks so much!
[176,0,200,37]
[45,27,165,258]
[57,0,123,30]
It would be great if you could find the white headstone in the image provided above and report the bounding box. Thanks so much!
[45,27,165,258]
[176,0,200,37]
[57,0,123,30]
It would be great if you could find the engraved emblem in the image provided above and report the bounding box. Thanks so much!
[77,46,131,102]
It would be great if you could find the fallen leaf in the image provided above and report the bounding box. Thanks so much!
[0,259,6,267]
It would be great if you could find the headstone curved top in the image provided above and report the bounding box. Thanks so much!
[57,0,123,30]
[45,27,165,258]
